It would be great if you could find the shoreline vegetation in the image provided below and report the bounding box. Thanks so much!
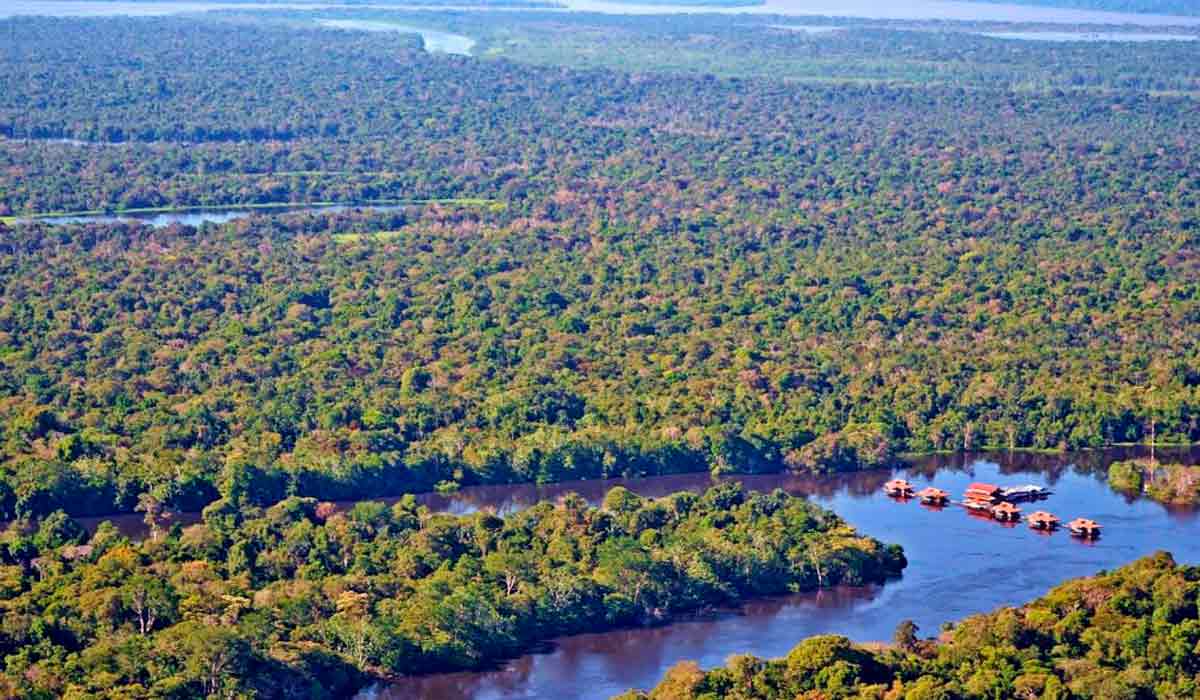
[12,442,1193,528]
[1108,459,1200,505]
[0,484,905,698]
[616,552,1200,700]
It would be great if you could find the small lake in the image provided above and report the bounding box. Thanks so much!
[12,202,409,228]
[769,23,842,34]
[317,18,476,54]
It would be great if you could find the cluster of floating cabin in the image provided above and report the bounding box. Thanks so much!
[883,479,1101,538]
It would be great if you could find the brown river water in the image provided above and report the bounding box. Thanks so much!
[75,446,1200,700]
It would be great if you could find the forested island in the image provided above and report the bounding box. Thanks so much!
[618,552,1200,699]
[0,484,903,697]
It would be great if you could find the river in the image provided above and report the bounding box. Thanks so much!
[71,447,1200,699]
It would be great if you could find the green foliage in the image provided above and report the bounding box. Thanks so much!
[345,10,1200,89]
[626,553,1200,700]
[0,16,1197,520]
[1108,459,1147,494]
[0,486,903,696]
[1112,460,1200,504]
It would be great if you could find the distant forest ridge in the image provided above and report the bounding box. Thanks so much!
[969,0,1199,17]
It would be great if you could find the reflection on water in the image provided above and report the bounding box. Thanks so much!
[362,586,883,700]
[63,447,1200,700]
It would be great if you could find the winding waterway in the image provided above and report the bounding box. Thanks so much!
[357,448,1200,700]
[71,447,1200,699]
[317,18,475,53]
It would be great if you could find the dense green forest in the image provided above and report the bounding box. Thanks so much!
[0,484,903,698]
[0,16,1199,517]
[617,551,1200,700]
[0,8,1198,700]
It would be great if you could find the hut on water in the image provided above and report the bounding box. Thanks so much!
[991,502,1021,522]
[884,479,914,497]
[1068,518,1102,538]
[1027,511,1060,530]
[916,487,949,505]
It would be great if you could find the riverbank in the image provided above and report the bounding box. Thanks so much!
[1,484,906,698]
[52,443,1200,546]
[615,552,1196,700]
[361,452,1200,699]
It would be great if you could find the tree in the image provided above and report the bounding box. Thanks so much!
[483,550,533,597]
[136,491,167,542]
[155,621,248,697]
[893,619,919,651]
[122,575,177,635]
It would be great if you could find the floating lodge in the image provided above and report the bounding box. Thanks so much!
[964,482,1002,503]
[990,501,1021,522]
[884,479,1100,535]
